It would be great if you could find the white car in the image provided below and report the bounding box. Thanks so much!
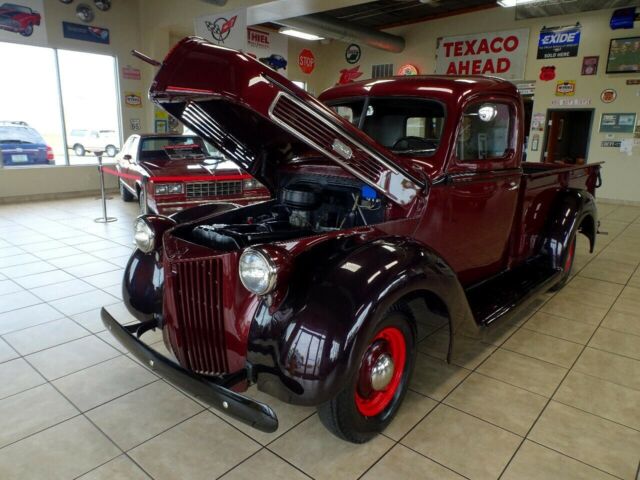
[67,129,120,157]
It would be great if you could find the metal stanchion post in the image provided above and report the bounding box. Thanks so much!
[94,151,118,223]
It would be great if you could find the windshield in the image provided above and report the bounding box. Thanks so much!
[328,98,445,156]
[0,126,44,144]
[2,4,31,13]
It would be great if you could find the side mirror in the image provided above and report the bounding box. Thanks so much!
[123,154,132,161]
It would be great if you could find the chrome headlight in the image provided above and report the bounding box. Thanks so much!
[133,217,155,253]
[243,179,257,190]
[239,248,277,295]
[154,183,183,195]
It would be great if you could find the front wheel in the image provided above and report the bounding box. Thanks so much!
[317,309,415,443]
[119,180,134,202]
[73,144,85,156]
[105,145,118,157]
[20,24,33,37]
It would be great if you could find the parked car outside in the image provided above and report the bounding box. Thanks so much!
[115,133,270,215]
[67,128,120,157]
[103,38,602,443]
[0,121,54,166]
[0,2,41,37]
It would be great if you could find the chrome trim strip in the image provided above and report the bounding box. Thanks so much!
[156,195,269,207]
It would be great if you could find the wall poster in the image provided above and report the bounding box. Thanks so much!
[0,0,47,45]
[435,29,530,80]
[537,24,581,59]
[599,113,636,133]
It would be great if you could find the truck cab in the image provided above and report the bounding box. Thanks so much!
[103,37,601,443]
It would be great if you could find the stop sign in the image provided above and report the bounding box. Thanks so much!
[298,49,315,74]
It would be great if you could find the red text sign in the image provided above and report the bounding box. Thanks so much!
[436,29,529,80]
[298,49,315,74]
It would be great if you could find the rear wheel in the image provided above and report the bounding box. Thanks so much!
[119,180,134,202]
[105,145,118,157]
[550,234,576,291]
[20,24,33,37]
[317,309,415,443]
[73,144,85,156]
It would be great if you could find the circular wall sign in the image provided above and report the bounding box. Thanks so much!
[76,3,94,22]
[298,49,315,74]
[600,88,617,103]
[94,0,111,11]
[397,64,419,76]
[345,44,361,64]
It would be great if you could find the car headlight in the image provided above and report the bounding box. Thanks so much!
[239,248,277,295]
[243,179,259,190]
[154,183,183,195]
[133,217,155,253]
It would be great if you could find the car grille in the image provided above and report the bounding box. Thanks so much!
[165,257,229,375]
[185,181,243,198]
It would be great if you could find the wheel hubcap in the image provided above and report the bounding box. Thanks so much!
[371,353,394,391]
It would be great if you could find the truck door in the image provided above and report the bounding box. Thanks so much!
[427,100,521,286]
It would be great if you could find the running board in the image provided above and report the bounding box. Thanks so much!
[465,257,562,327]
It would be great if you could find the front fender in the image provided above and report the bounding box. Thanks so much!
[542,189,597,270]
[247,236,474,406]
[122,250,164,322]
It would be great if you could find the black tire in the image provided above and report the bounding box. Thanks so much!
[550,234,576,292]
[105,145,118,157]
[317,308,415,443]
[20,24,33,37]
[73,144,85,156]
[119,180,135,202]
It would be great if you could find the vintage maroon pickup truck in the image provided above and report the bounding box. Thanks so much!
[102,37,601,443]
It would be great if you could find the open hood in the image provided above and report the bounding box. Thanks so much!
[149,37,423,205]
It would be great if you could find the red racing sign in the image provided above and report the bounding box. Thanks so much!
[298,49,315,74]
[436,29,529,80]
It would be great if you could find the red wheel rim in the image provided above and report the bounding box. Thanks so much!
[565,239,575,271]
[355,326,406,417]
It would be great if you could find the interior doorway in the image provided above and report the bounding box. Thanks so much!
[542,109,594,165]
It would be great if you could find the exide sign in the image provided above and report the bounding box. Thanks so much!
[537,25,581,59]
[436,29,529,80]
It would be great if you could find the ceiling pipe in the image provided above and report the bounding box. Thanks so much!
[200,0,228,5]
[277,13,405,53]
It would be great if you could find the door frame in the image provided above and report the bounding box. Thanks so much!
[541,108,595,163]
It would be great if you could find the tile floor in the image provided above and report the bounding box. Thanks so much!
[0,196,639,480]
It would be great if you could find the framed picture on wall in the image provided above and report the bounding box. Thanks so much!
[606,37,640,74]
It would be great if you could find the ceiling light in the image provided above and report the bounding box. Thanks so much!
[498,0,543,7]
[279,28,324,41]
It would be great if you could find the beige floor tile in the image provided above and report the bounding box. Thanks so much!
[65,260,122,278]
[554,371,640,430]
[477,348,567,397]
[87,380,202,450]
[221,385,314,446]
[502,440,618,480]
[0,383,78,448]
[49,289,119,316]
[3,317,90,355]
[529,401,640,479]
[0,260,57,279]
[541,292,611,325]
[0,337,17,363]
[503,329,583,368]
[78,455,151,480]
[601,308,640,337]
[30,278,95,302]
[130,411,260,480]
[0,290,42,314]
[565,276,625,296]
[48,252,99,269]
[573,347,640,391]
[271,415,393,480]
[445,373,547,435]
[53,355,156,411]
[596,248,640,267]
[73,308,106,333]
[0,279,22,296]
[0,358,46,399]
[418,330,496,369]
[589,327,640,360]
[524,312,597,344]
[26,335,121,380]
[410,352,470,401]
[361,444,465,480]
[629,270,640,288]
[13,269,75,289]
[402,404,521,480]
[34,245,83,260]
[0,303,65,336]
[613,285,640,313]
[83,269,125,289]
[383,390,437,441]
[0,252,40,268]
[0,416,120,480]
[220,449,310,480]
[579,259,636,284]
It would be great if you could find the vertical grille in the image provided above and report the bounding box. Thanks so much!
[372,63,394,78]
[170,257,228,375]
[185,180,243,198]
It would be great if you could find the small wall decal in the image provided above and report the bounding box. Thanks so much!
[338,65,363,84]
[539,66,556,81]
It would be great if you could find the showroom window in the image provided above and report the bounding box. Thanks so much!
[0,41,121,168]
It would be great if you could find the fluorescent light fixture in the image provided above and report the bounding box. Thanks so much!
[279,28,324,41]
[498,0,543,6]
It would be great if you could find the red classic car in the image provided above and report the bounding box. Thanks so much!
[0,3,40,37]
[102,38,601,443]
[115,134,270,215]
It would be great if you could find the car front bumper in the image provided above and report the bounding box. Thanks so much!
[100,307,278,433]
